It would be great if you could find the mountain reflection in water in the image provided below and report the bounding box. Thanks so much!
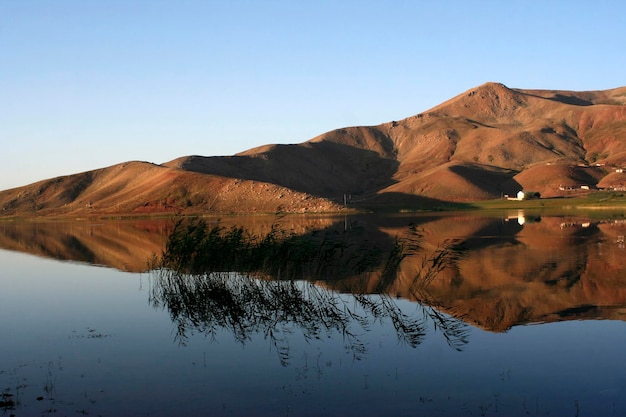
[0,219,172,271]
[2,211,626,335]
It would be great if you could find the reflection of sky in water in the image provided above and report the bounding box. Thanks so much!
[2,249,626,416]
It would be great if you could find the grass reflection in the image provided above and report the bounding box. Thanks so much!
[148,218,469,364]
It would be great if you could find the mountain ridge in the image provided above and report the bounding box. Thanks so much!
[2,82,626,216]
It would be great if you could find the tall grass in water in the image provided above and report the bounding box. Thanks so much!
[149,271,370,364]
[148,218,469,363]
[151,218,384,280]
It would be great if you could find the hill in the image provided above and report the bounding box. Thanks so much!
[2,82,626,216]
[0,161,341,217]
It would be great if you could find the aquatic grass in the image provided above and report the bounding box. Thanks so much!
[149,270,370,364]
[152,217,384,281]
[149,218,471,363]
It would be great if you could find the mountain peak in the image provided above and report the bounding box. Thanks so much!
[426,81,526,121]
[476,81,510,90]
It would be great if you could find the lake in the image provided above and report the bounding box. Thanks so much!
[2,211,626,416]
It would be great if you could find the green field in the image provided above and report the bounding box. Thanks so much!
[353,191,626,215]
[468,192,626,210]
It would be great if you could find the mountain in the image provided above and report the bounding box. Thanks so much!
[2,82,626,216]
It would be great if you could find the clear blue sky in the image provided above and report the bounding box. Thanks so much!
[1,0,625,190]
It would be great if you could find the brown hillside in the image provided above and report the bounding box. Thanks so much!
[514,163,607,197]
[379,162,521,202]
[2,82,626,216]
[0,162,342,217]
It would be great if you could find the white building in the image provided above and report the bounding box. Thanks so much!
[507,191,525,201]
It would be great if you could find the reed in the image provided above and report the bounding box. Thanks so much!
[148,218,470,363]
[151,218,384,280]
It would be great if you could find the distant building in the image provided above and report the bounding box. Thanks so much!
[560,184,593,191]
[507,191,525,201]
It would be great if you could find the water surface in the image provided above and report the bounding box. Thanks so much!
[2,212,626,416]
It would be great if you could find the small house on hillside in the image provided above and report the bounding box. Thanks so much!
[507,191,525,201]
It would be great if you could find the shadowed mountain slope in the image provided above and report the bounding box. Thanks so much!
[2,82,626,216]
[164,129,399,198]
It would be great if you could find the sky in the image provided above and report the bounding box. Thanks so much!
[1,0,625,190]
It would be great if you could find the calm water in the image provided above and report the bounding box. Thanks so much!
[2,212,626,416]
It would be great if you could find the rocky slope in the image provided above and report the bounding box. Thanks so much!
[2,82,626,216]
